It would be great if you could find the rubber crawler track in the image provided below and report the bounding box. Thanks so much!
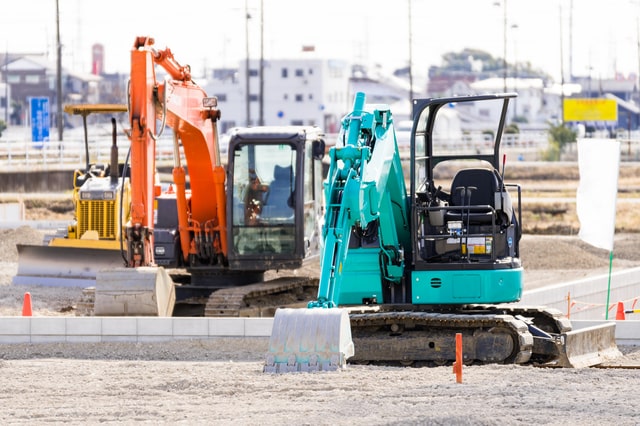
[348,309,534,366]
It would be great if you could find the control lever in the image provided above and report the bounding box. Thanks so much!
[465,186,476,261]
[499,154,506,213]
[455,186,476,260]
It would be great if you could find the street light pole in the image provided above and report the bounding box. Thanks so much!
[494,0,508,93]
[502,0,507,93]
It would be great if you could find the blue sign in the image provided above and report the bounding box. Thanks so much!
[30,97,50,145]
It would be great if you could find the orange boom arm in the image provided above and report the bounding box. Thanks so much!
[127,36,226,267]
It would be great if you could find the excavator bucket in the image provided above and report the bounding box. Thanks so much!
[13,244,126,287]
[537,322,622,368]
[264,308,355,373]
[94,267,176,317]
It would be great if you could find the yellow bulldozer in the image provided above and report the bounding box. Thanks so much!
[14,104,131,287]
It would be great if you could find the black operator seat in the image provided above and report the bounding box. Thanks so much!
[444,168,512,226]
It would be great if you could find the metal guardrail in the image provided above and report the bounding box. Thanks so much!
[0,132,556,169]
[1,130,639,170]
[0,136,184,170]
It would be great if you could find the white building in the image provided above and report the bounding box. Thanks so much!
[469,77,546,125]
[203,58,352,134]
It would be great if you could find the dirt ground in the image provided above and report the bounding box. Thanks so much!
[1,225,640,424]
[2,226,639,316]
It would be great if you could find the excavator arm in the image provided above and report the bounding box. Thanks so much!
[127,36,226,267]
[265,93,411,371]
[311,92,410,308]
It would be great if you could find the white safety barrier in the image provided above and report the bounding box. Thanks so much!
[521,267,640,321]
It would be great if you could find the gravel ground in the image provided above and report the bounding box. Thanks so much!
[0,340,639,425]
[1,226,640,425]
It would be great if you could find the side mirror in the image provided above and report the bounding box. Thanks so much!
[312,139,325,160]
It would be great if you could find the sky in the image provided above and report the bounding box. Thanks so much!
[2,0,640,83]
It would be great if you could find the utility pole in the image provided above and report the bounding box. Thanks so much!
[56,0,63,141]
[4,44,8,125]
[245,0,251,127]
[569,0,573,81]
[637,16,640,103]
[259,0,264,126]
[408,0,414,105]
[560,2,565,126]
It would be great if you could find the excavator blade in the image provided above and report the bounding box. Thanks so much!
[561,323,622,368]
[13,244,126,287]
[264,308,355,373]
[535,322,622,368]
[94,267,176,317]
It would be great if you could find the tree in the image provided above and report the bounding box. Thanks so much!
[544,123,576,161]
[430,48,552,81]
[504,123,520,134]
[0,119,6,138]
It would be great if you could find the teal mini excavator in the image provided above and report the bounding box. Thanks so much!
[264,92,620,373]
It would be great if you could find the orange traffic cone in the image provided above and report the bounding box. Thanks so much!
[22,292,32,316]
[616,301,625,320]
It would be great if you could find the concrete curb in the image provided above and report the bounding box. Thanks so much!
[0,317,272,344]
[0,316,638,346]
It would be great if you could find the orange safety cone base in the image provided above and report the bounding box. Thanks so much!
[616,301,625,321]
[22,292,32,317]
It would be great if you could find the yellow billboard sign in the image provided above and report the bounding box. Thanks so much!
[563,98,618,122]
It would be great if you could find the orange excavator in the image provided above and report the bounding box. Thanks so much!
[97,36,326,316]
[17,36,326,316]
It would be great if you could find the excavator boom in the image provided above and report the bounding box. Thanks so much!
[126,36,225,267]
[267,92,408,370]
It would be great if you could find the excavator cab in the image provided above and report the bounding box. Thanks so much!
[150,126,327,315]
[409,95,524,305]
[226,126,326,271]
